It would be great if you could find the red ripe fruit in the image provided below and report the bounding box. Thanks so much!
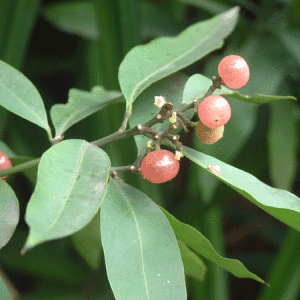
[141,149,179,184]
[218,55,250,89]
[198,95,231,129]
[0,152,13,180]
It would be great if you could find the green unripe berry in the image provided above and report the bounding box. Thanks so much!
[195,121,224,144]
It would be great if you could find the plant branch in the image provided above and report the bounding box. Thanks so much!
[0,158,40,177]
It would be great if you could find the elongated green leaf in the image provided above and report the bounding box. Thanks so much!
[0,180,19,250]
[276,28,300,69]
[183,73,297,104]
[226,92,297,103]
[23,139,110,252]
[119,6,240,109]
[43,1,182,41]
[182,146,300,232]
[160,207,265,284]
[178,241,206,281]
[43,1,99,40]
[101,179,187,300]
[267,101,299,190]
[50,86,122,137]
[2,0,41,69]
[175,0,230,14]
[0,60,50,133]
[0,273,12,300]
[259,229,300,300]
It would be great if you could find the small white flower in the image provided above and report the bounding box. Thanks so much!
[146,141,153,149]
[170,111,177,124]
[154,96,166,108]
[175,151,184,160]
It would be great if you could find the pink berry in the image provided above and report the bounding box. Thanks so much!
[207,165,220,176]
[198,95,231,129]
[218,55,250,89]
[141,149,179,184]
[0,152,12,180]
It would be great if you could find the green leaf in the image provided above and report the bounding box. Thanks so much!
[118,6,240,110]
[160,207,266,284]
[225,92,297,103]
[183,73,297,104]
[0,180,19,250]
[178,240,207,281]
[101,179,187,300]
[0,273,12,300]
[50,86,122,137]
[42,1,99,40]
[175,0,230,14]
[267,101,299,190]
[182,145,300,232]
[276,28,300,69]
[0,60,50,134]
[42,1,182,41]
[182,73,230,104]
[23,139,110,252]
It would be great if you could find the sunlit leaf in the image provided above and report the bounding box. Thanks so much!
[23,139,110,252]
[119,6,240,111]
[101,179,187,300]
[183,146,300,231]
[160,207,266,284]
[50,86,122,137]
[0,60,50,134]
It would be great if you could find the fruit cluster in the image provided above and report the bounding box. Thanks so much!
[196,55,249,144]
[141,55,250,184]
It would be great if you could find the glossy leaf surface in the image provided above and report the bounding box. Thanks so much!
[183,146,300,231]
[23,139,110,251]
[50,86,122,137]
[119,6,239,109]
[160,207,265,284]
[101,179,187,300]
[0,180,19,250]
[0,60,50,133]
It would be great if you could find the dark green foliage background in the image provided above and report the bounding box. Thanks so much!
[0,0,299,299]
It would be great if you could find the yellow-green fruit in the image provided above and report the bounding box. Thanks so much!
[195,121,224,144]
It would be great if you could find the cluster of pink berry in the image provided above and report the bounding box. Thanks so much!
[0,56,249,185]
[141,55,250,184]
[196,55,250,144]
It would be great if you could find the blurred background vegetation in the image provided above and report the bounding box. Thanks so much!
[0,0,299,299]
